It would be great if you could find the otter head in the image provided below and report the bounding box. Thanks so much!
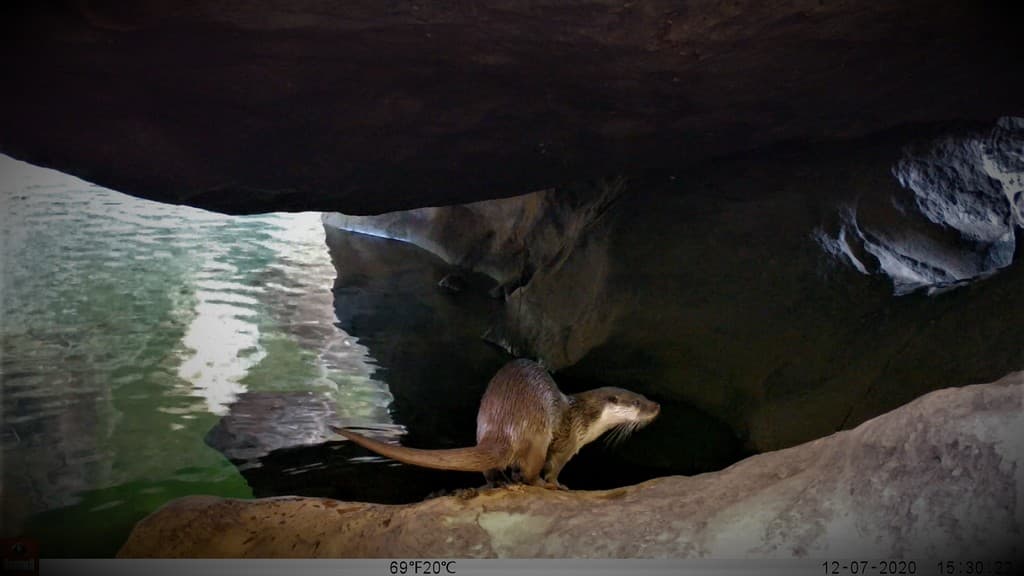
[577,387,660,446]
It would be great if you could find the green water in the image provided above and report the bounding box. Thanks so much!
[0,155,393,556]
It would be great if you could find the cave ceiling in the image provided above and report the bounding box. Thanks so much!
[2,1,1022,215]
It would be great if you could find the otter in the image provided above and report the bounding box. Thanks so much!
[329,358,660,489]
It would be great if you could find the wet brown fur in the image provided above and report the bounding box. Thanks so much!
[331,359,660,490]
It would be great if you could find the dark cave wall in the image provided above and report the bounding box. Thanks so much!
[325,122,1024,453]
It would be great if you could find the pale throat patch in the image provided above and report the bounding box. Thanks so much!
[580,404,641,445]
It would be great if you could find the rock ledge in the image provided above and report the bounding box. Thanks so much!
[118,372,1023,558]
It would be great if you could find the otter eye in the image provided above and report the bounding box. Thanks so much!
[607,395,618,404]
[633,399,640,407]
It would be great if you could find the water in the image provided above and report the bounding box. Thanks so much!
[0,155,395,556]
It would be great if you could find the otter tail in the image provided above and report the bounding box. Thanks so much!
[330,426,502,472]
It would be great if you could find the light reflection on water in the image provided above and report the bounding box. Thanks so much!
[0,154,394,555]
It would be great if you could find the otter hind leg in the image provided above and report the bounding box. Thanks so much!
[482,468,513,488]
[483,469,501,485]
[512,440,551,487]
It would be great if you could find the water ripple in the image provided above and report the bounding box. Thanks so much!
[0,154,395,554]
